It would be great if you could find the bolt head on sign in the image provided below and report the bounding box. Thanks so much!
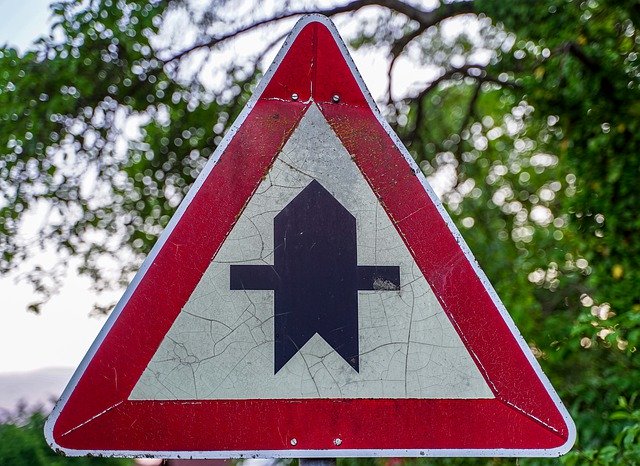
[45,14,575,459]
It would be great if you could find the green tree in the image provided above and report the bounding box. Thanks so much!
[1,0,639,463]
[0,409,132,465]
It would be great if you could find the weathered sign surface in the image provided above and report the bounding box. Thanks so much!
[45,14,575,459]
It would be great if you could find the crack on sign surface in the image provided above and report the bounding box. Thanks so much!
[129,105,494,401]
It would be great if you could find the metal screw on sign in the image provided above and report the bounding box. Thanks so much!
[292,93,299,101]
[332,94,340,103]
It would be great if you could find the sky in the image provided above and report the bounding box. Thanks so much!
[0,0,111,375]
[0,0,51,50]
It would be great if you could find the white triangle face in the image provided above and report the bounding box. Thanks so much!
[130,105,493,400]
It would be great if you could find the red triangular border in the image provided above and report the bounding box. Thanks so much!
[46,16,575,458]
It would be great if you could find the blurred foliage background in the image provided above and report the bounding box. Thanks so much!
[1,0,639,464]
[0,408,131,466]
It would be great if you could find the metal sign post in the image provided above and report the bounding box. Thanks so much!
[300,458,337,466]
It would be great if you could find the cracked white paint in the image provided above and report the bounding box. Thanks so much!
[130,105,494,400]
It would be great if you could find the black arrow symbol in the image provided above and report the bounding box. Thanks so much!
[230,180,400,374]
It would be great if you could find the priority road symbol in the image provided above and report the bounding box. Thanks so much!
[231,180,401,373]
[46,15,575,459]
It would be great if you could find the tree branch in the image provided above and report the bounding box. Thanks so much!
[165,0,476,64]
[410,64,520,102]
[404,63,519,156]
[386,25,426,103]
[379,0,474,27]
[548,41,616,98]
[412,64,477,100]
[458,81,481,135]
[563,42,599,72]
[384,2,477,103]
[407,65,481,149]
[164,1,375,64]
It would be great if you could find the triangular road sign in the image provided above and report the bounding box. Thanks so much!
[46,15,575,458]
